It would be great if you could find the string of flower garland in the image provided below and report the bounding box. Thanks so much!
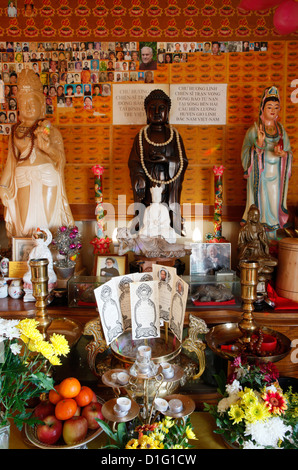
[139,125,184,185]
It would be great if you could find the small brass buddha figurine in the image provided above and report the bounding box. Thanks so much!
[238,204,278,279]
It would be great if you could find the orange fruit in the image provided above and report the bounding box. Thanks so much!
[49,386,63,405]
[55,398,78,421]
[59,377,81,399]
[75,386,94,407]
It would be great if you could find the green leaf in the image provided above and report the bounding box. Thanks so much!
[216,417,223,428]
[116,422,127,446]
[30,373,54,390]
[96,419,118,442]
[213,370,227,396]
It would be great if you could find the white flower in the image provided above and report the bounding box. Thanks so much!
[244,417,292,448]
[0,319,20,342]
[242,440,265,449]
[226,380,242,395]
[10,343,21,355]
[265,384,278,393]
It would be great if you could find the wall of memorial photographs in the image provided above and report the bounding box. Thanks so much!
[0,39,268,130]
[0,39,297,218]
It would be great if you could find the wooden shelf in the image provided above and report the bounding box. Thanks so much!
[1,298,297,380]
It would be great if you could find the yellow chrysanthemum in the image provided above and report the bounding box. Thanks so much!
[245,401,270,423]
[150,431,165,442]
[33,339,55,358]
[48,355,62,366]
[17,319,43,343]
[20,334,29,345]
[228,404,245,424]
[139,435,159,449]
[160,424,169,434]
[49,333,70,357]
[163,417,175,428]
[125,439,139,449]
[185,425,197,440]
[239,388,258,408]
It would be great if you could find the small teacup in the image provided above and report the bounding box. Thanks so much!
[137,345,151,359]
[117,372,129,385]
[116,397,131,413]
[160,362,174,379]
[154,398,169,413]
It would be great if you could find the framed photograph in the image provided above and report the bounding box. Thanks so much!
[94,255,127,278]
[12,237,35,262]
[190,243,231,277]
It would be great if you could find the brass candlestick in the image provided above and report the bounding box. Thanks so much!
[238,260,259,341]
[29,258,52,338]
[206,259,291,362]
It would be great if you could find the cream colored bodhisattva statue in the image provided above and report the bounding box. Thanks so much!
[0,69,73,238]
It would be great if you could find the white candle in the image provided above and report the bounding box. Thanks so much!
[168,398,183,413]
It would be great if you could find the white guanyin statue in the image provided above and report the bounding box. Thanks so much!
[139,185,177,243]
[0,68,74,239]
[23,227,57,302]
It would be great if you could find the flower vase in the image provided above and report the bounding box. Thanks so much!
[54,264,75,280]
[0,422,10,449]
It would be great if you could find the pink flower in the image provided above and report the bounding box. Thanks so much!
[213,165,225,176]
[91,165,104,176]
[59,226,67,232]
[232,356,242,368]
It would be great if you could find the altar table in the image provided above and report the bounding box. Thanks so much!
[9,412,226,450]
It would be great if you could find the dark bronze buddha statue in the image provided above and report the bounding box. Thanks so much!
[128,89,188,236]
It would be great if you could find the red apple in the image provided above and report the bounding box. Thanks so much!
[33,401,55,421]
[81,402,103,430]
[74,406,81,416]
[36,415,63,445]
[62,416,88,445]
[90,391,98,403]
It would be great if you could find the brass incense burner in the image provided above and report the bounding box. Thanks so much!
[84,314,209,398]
[206,260,291,362]
[100,345,196,429]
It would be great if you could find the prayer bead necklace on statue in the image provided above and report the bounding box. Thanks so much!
[11,119,42,162]
[139,125,184,185]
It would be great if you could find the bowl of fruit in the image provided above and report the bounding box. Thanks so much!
[25,377,105,449]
